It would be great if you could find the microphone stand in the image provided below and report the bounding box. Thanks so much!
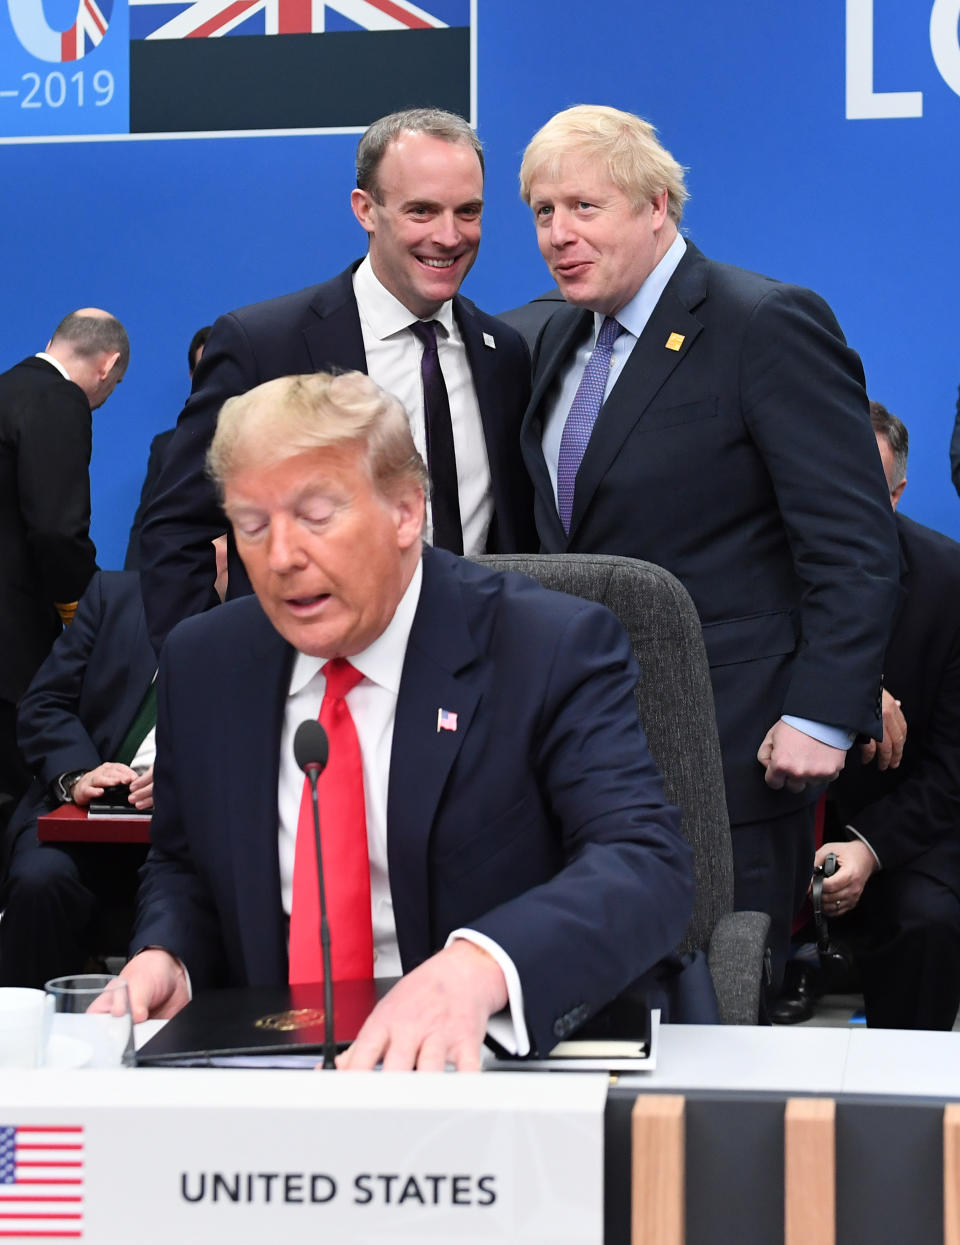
[306,765,337,1070]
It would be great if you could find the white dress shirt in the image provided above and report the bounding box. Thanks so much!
[34,351,72,382]
[277,557,528,1053]
[353,256,493,555]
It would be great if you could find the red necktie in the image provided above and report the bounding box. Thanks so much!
[288,658,374,984]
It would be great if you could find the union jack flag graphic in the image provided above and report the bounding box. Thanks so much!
[130,0,465,39]
[128,0,472,133]
[62,0,111,61]
[0,1125,85,1240]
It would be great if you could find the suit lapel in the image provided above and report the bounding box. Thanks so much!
[566,246,708,537]
[454,296,511,541]
[103,590,158,759]
[302,263,368,374]
[522,245,713,543]
[455,295,497,443]
[521,308,593,550]
[221,604,293,982]
[387,549,483,969]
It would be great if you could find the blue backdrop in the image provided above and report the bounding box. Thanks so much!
[1,1,958,568]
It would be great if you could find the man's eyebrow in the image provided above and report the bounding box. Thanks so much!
[399,196,484,211]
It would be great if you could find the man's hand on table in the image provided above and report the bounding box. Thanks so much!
[106,949,190,1023]
[70,762,141,808]
[336,940,508,1072]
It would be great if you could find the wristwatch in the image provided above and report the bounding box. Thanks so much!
[52,770,87,804]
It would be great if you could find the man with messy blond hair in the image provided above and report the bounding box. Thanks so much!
[517,104,899,986]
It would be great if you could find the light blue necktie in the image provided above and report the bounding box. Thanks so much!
[556,316,623,534]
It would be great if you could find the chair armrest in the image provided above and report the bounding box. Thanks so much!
[707,910,771,1025]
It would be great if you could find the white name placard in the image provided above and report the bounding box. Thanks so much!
[0,1069,607,1243]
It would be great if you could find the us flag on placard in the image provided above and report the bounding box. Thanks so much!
[128,0,472,132]
[0,1125,84,1240]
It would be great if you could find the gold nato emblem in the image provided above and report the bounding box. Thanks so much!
[665,332,685,351]
[254,1008,326,1031]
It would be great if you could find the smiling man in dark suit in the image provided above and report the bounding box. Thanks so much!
[140,108,535,655]
[517,105,899,982]
[120,370,693,1070]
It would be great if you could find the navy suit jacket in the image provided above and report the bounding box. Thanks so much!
[124,427,175,570]
[496,287,566,352]
[0,357,98,703]
[522,241,899,825]
[3,571,155,868]
[140,264,536,653]
[130,546,693,1054]
[830,513,960,898]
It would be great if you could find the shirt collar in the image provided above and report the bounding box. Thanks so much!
[288,555,424,698]
[595,231,687,341]
[353,255,456,340]
[35,351,72,382]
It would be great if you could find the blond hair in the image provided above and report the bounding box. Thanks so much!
[520,105,688,223]
[207,371,428,500]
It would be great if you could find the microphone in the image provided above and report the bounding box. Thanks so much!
[293,719,336,1069]
[294,719,329,776]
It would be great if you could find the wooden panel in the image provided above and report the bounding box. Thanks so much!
[632,1094,685,1245]
[944,1104,960,1245]
[784,1097,835,1245]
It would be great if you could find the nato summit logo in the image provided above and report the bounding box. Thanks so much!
[0,1,473,142]
[8,0,112,62]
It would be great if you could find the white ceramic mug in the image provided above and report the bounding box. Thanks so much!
[0,987,54,1068]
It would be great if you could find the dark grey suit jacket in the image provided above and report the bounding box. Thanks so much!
[522,241,900,825]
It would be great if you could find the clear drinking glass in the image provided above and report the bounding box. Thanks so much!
[44,974,134,1068]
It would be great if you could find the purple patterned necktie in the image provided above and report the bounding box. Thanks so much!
[556,315,623,534]
[409,319,463,555]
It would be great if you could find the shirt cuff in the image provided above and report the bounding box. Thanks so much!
[781,715,855,751]
[446,928,530,1056]
[845,823,881,868]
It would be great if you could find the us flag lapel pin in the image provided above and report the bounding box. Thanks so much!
[437,708,458,732]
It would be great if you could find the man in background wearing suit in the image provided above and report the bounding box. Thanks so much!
[497,287,565,351]
[124,325,211,570]
[119,370,694,1070]
[517,105,899,981]
[0,570,154,987]
[816,404,960,1029]
[0,536,228,988]
[0,309,129,812]
[140,107,535,655]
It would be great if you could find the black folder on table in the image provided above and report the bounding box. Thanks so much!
[136,978,397,1066]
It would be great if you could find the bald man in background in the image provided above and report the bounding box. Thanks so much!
[0,309,129,810]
